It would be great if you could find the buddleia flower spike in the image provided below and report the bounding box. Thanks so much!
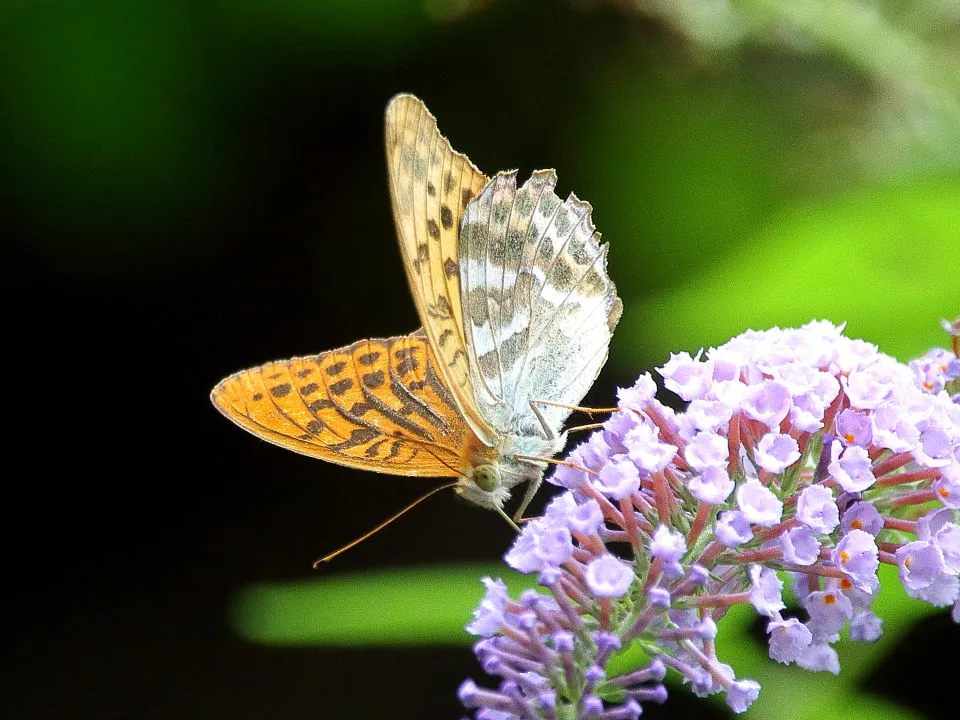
[461,320,960,718]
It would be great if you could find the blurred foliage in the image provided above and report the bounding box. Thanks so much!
[4,0,955,339]
[623,174,960,365]
[0,0,230,254]
[624,0,960,175]
[232,564,537,646]
[4,0,957,716]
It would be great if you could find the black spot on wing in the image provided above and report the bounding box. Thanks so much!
[348,402,372,416]
[270,383,292,398]
[362,369,385,388]
[329,428,379,452]
[329,378,353,395]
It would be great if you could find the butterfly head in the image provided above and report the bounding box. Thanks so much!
[456,458,541,512]
[456,463,512,511]
[456,432,566,512]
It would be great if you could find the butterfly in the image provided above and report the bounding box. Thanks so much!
[211,94,621,523]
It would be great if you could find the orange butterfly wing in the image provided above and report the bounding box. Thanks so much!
[384,94,497,446]
[211,331,493,477]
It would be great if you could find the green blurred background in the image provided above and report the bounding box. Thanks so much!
[5,1,958,718]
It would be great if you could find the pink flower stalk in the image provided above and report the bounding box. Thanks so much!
[461,321,960,719]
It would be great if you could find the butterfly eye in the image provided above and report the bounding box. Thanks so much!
[473,464,502,492]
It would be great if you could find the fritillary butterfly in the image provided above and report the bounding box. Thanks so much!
[211,94,620,521]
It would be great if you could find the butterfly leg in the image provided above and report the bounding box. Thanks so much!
[528,399,555,440]
[513,475,543,523]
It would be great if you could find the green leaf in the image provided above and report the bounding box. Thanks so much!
[620,175,960,367]
[230,563,536,646]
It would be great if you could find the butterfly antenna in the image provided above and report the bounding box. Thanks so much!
[315,481,460,566]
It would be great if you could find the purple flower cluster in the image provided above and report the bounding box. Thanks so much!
[460,320,960,718]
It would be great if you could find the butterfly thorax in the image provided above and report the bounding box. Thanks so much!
[456,431,566,512]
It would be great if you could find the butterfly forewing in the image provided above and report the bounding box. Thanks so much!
[460,170,621,436]
[384,94,497,447]
[211,331,482,477]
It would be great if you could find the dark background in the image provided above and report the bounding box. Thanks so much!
[5,1,958,718]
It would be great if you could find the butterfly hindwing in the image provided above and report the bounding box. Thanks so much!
[459,169,621,436]
[210,331,484,477]
[384,94,497,447]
